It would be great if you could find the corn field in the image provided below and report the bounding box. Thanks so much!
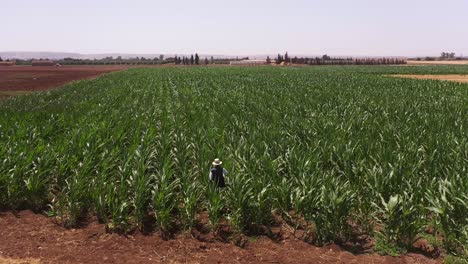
[0,66,467,254]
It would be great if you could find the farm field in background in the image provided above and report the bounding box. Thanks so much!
[390,74,468,83]
[408,60,468,66]
[0,65,128,93]
[0,66,467,263]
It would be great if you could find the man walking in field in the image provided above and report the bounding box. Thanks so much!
[209,158,228,188]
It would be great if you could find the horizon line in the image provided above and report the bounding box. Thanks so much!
[1,50,451,58]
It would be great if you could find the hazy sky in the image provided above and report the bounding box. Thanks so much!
[2,0,468,56]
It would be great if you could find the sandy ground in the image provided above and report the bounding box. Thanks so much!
[0,257,42,264]
[408,60,468,66]
[390,74,468,83]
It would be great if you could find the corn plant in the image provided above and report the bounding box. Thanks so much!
[129,145,155,230]
[225,172,253,233]
[152,159,179,237]
[374,191,425,249]
[180,173,202,230]
[50,171,90,227]
[426,178,468,253]
[206,183,223,231]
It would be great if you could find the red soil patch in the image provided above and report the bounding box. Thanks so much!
[0,211,442,264]
[0,66,128,92]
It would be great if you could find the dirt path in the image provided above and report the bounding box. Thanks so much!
[408,60,468,66]
[389,74,468,83]
[0,211,441,264]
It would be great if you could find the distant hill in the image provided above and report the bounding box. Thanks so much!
[0,51,409,61]
[0,51,236,60]
[0,51,164,60]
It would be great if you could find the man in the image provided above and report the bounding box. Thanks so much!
[209,158,228,188]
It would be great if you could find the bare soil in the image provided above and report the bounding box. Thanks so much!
[390,74,468,83]
[0,66,128,92]
[0,211,442,264]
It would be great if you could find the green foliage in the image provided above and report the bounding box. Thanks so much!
[420,233,443,249]
[225,171,253,233]
[180,174,202,230]
[426,178,468,254]
[374,233,407,257]
[206,183,223,231]
[444,255,468,264]
[374,191,425,249]
[0,66,467,252]
[152,159,179,236]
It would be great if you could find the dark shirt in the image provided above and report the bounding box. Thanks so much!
[209,167,228,188]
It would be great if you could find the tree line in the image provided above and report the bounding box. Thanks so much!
[440,52,456,59]
[6,54,244,66]
[271,52,406,65]
[1,52,408,66]
[410,52,466,62]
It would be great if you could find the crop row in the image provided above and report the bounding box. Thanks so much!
[0,66,467,255]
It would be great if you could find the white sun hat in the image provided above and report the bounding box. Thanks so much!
[212,158,222,166]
